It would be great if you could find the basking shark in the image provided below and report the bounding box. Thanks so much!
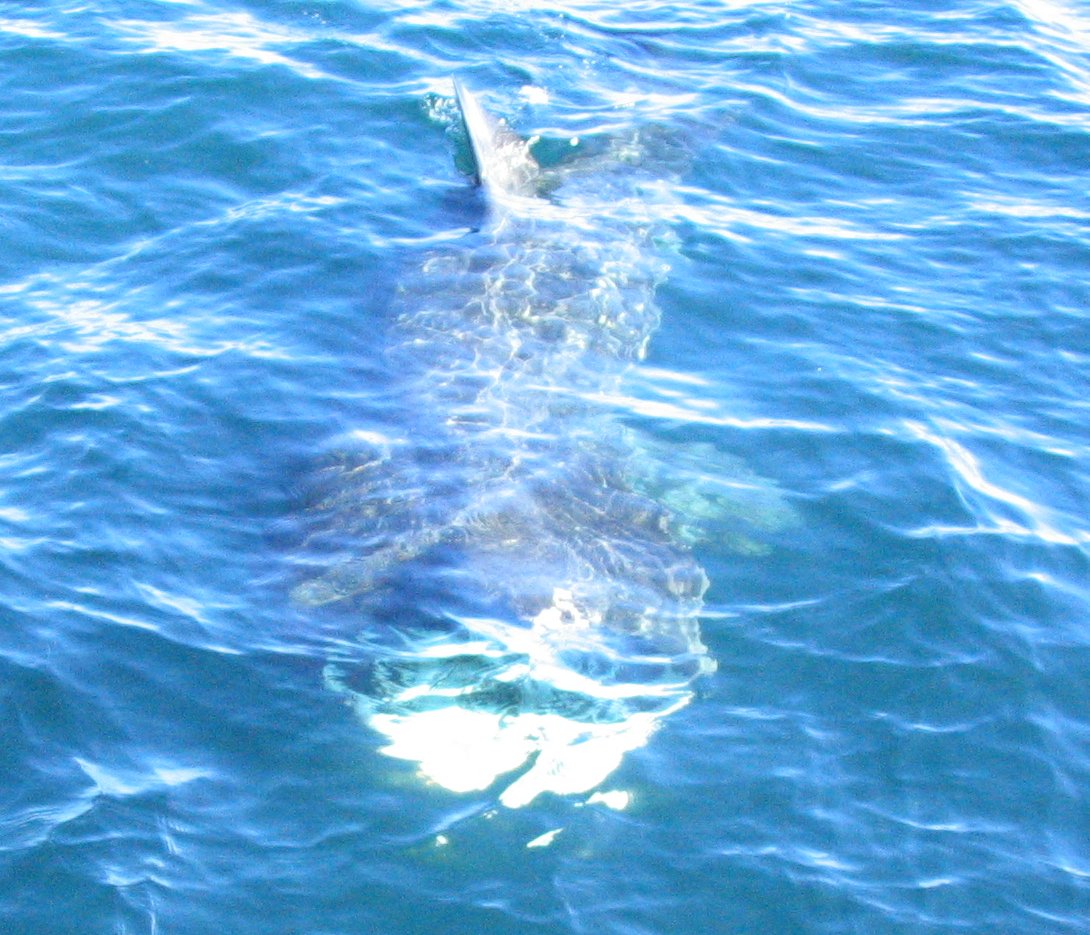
[293,81,738,809]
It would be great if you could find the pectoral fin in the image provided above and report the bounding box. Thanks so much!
[291,527,444,606]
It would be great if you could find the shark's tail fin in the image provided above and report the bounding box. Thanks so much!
[453,78,540,203]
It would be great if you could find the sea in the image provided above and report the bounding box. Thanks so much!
[1,1,1088,933]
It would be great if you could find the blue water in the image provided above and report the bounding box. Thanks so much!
[2,1,1089,932]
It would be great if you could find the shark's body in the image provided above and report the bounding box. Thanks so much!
[295,82,719,808]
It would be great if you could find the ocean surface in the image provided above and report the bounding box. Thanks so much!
[2,1,1089,932]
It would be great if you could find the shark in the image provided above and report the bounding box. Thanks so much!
[292,80,735,809]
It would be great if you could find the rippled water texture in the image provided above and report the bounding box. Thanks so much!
[1,2,1088,933]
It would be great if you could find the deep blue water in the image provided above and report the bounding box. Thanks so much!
[2,1,1089,932]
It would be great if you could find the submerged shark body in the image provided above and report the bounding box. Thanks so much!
[294,82,717,808]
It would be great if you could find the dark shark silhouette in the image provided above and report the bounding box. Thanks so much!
[293,81,730,808]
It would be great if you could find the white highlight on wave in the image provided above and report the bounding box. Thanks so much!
[335,587,697,808]
[905,420,1088,546]
[111,10,328,79]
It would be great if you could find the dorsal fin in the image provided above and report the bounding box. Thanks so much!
[452,78,540,205]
